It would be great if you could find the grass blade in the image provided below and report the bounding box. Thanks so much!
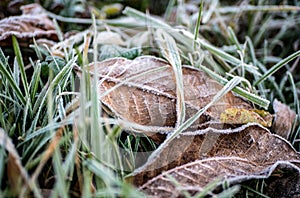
[200,65,270,109]
[12,36,30,101]
[156,29,186,127]
[0,49,26,105]
[193,0,203,49]
[254,50,300,86]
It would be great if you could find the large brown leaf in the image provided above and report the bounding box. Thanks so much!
[84,56,252,129]
[0,3,58,46]
[129,123,300,186]
[139,156,300,197]
[80,56,300,196]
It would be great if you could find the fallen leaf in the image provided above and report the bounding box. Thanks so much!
[77,56,300,196]
[272,99,297,139]
[0,3,58,47]
[81,56,252,130]
[129,123,300,186]
[139,157,300,197]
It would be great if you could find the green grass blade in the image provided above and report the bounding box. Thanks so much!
[227,26,242,52]
[53,149,69,198]
[254,50,300,86]
[29,61,42,104]
[12,36,30,100]
[218,5,300,13]
[123,7,193,48]
[288,72,300,144]
[199,39,241,65]
[193,0,203,49]
[200,65,270,109]
[0,49,26,105]
[27,57,75,139]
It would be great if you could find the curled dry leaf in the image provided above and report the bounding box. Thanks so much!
[139,157,300,197]
[0,3,58,46]
[83,56,252,131]
[129,123,300,187]
[0,128,30,195]
[272,99,297,139]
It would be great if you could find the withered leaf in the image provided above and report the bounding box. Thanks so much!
[0,3,58,46]
[139,157,300,197]
[272,99,297,139]
[0,128,30,195]
[83,56,252,130]
[129,123,300,186]
[220,108,273,127]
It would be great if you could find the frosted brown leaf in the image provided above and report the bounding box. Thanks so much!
[139,156,300,197]
[129,123,300,186]
[84,56,252,130]
[0,3,58,46]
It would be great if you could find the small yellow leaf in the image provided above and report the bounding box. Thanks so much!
[220,108,273,127]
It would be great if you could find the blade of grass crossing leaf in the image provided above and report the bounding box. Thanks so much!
[170,76,243,141]
[199,65,270,109]
[143,77,243,172]
[156,29,185,126]
[254,50,300,86]
[12,36,30,101]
